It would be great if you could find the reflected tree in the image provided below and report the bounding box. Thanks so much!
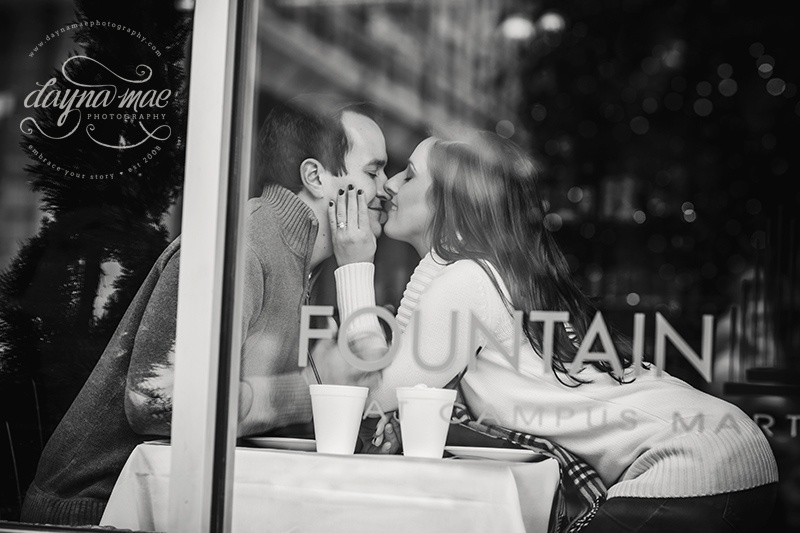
[0,0,191,519]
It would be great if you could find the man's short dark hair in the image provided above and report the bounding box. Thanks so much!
[254,93,379,195]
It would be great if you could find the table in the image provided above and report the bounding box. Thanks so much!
[100,442,560,533]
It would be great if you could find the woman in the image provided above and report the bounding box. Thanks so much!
[327,130,778,532]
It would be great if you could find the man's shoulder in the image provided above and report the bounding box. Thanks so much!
[245,195,313,263]
[159,235,182,262]
[245,198,284,254]
[144,236,182,279]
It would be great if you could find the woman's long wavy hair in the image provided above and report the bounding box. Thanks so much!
[426,130,633,384]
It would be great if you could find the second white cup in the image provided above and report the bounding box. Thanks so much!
[396,386,457,459]
[309,384,369,455]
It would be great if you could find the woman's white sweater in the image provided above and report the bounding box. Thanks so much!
[334,253,778,499]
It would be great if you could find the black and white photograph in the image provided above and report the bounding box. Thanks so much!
[0,0,797,532]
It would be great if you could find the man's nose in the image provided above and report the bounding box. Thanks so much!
[375,171,390,200]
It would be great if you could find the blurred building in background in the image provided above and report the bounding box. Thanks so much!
[258,0,534,161]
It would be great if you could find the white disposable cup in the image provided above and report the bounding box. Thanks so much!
[309,384,369,455]
[396,387,457,459]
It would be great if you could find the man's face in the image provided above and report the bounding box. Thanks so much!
[326,111,389,237]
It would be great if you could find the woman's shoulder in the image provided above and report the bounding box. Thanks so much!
[442,257,487,273]
[443,259,510,297]
[426,259,508,311]
[439,258,496,284]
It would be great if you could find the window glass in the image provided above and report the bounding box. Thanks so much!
[239,3,798,531]
[2,0,797,531]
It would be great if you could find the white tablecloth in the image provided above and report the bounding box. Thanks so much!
[100,442,559,533]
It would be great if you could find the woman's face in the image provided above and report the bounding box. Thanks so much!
[383,137,435,254]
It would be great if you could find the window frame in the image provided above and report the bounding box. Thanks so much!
[168,0,258,531]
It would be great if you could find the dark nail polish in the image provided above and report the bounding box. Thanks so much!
[348,184,354,190]
[357,189,363,195]
[338,189,344,195]
[329,201,333,206]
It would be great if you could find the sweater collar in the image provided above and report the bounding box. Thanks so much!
[261,184,318,255]
[395,250,449,333]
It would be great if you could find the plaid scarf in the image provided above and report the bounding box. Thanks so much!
[449,391,606,533]
[396,255,607,531]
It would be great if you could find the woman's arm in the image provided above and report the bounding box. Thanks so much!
[365,261,489,413]
[328,187,386,353]
[334,260,490,414]
[334,262,388,356]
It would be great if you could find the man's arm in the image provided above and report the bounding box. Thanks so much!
[124,245,314,437]
[235,247,313,437]
[124,253,180,436]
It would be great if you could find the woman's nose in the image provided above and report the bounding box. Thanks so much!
[384,172,403,196]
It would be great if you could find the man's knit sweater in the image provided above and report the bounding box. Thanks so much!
[22,184,316,526]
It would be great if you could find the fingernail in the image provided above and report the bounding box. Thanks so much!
[385,424,393,434]
[374,435,383,446]
[357,189,363,195]
[338,189,344,195]
[348,184,354,190]
[329,201,333,206]
[382,442,392,450]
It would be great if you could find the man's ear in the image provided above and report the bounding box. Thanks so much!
[300,158,325,199]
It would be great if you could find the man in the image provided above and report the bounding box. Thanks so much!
[21,94,389,525]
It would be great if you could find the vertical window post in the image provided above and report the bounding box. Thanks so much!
[168,0,256,531]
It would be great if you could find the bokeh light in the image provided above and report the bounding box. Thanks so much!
[539,12,566,33]
[766,78,786,96]
[696,81,712,97]
[749,42,765,57]
[530,104,547,121]
[500,15,536,41]
[567,186,584,203]
[496,119,515,138]
[718,78,737,97]
[693,98,713,116]
[543,213,563,231]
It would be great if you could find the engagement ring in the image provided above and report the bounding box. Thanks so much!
[337,222,346,229]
